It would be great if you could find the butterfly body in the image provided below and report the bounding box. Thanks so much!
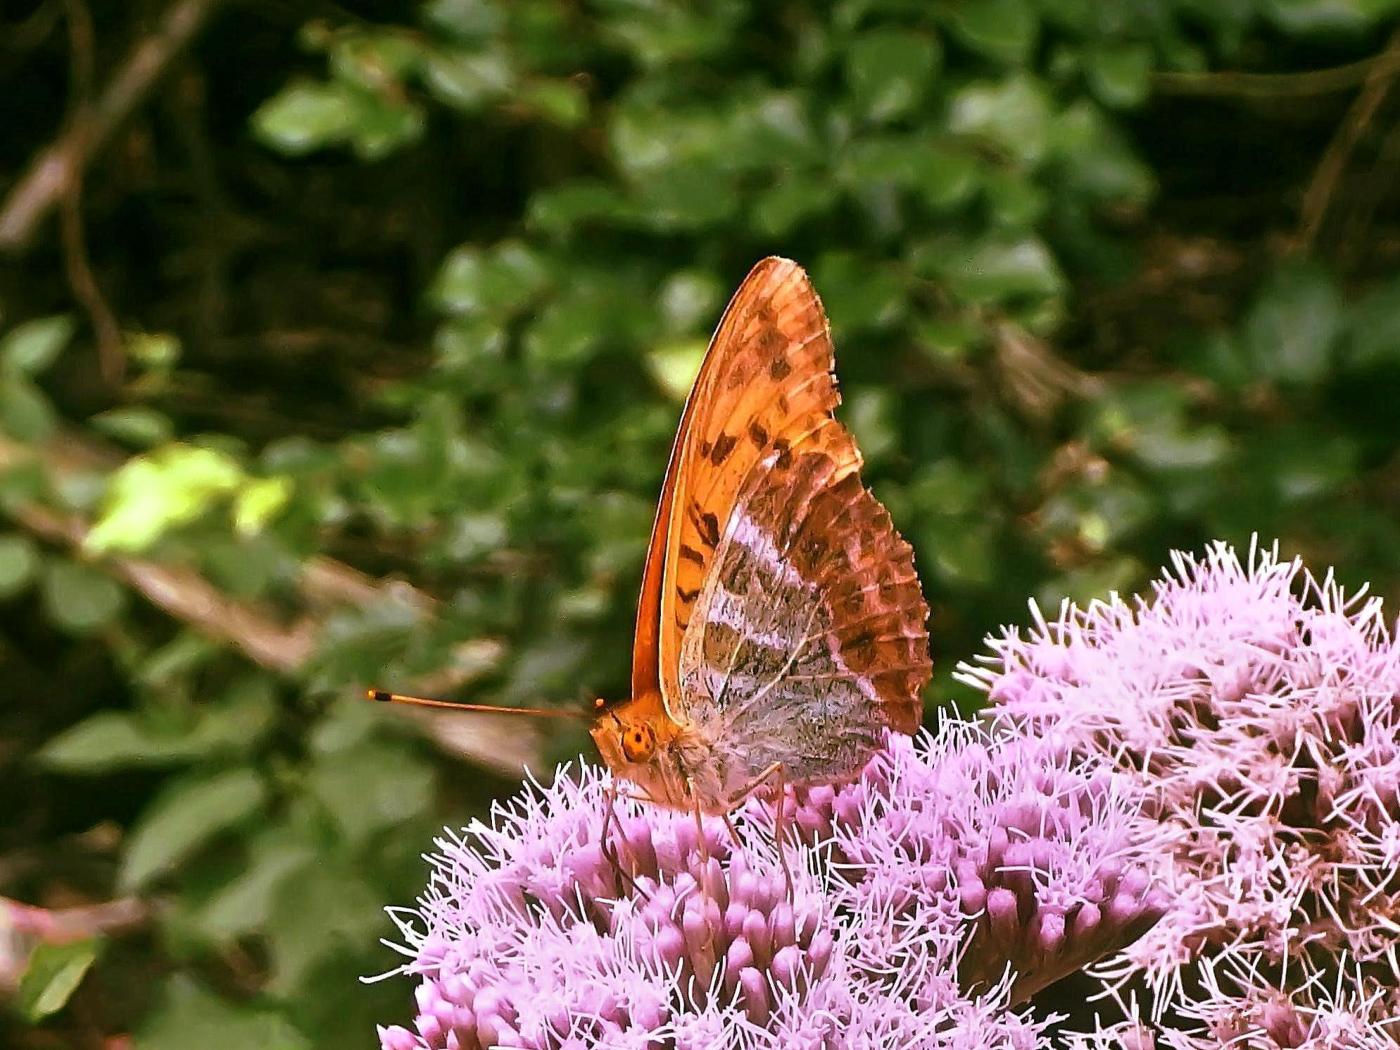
[591,257,931,814]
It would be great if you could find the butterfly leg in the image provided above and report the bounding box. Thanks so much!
[600,781,651,902]
[771,764,794,901]
[722,761,792,899]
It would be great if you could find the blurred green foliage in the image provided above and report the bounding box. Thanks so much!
[3,0,1400,1045]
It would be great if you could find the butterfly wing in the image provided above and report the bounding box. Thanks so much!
[633,257,929,790]
[632,257,844,709]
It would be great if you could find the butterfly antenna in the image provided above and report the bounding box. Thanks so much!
[366,689,590,720]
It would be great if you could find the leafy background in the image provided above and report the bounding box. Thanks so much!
[3,0,1400,1045]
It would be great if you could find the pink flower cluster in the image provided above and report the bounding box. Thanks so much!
[376,539,1400,1046]
[962,540,1400,1045]
[375,724,1163,1049]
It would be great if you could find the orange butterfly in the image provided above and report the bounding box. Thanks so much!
[373,257,931,817]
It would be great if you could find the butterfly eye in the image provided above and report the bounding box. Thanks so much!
[620,725,655,762]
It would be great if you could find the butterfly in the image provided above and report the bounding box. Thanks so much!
[372,256,931,818]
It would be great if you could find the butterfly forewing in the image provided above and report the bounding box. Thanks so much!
[646,260,842,707]
[630,257,929,784]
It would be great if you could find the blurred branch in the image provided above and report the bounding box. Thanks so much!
[0,894,150,995]
[59,0,125,384]
[2,895,150,946]
[1298,27,1400,252]
[991,319,1104,423]
[1153,47,1400,98]
[0,429,539,774]
[0,0,224,253]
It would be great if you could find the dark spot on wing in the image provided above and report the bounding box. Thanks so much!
[770,355,793,380]
[758,327,785,355]
[679,544,704,565]
[748,420,769,447]
[698,510,721,548]
[677,585,700,604]
[709,432,737,465]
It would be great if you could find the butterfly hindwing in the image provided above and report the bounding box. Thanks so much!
[676,420,929,785]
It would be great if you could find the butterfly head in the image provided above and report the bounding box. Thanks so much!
[589,693,694,806]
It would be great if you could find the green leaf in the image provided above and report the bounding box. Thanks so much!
[1087,45,1152,108]
[193,832,316,943]
[0,373,57,441]
[0,533,39,598]
[948,74,1053,165]
[928,236,1066,305]
[266,860,383,994]
[1244,263,1342,384]
[1265,0,1382,33]
[845,388,898,465]
[136,976,311,1050]
[1048,102,1155,204]
[233,476,293,536]
[657,270,723,335]
[2,316,75,375]
[41,561,125,633]
[845,29,941,122]
[15,940,100,1022]
[305,741,434,846]
[39,682,278,772]
[519,77,588,127]
[429,241,549,318]
[252,81,357,154]
[87,444,245,554]
[127,331,181,371]
[913,144,981,210]
[944,0,1038,65]
[647,340,707,403]
[424,49,514,110]
[1345,275,1400,370]
[751,172,838,236]
[40,712,169,771]
[119,768,267,891]
[813,252,908,333]
[89,407,175,448]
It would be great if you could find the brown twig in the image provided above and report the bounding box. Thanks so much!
[0,895,151,997]
[0,0,62,54]
[991,319,1104,423]
[1297,27,1400,252]
[0,429,538,774]
[59,0,125,385]
[1153,48,1400,99]
[2,895,150,946]
[0,0,224,253]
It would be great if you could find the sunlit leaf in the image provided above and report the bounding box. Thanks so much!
[252,80,358,154]
[87,445,245,554]
[233,476,294,536]
[15,940,100,1022]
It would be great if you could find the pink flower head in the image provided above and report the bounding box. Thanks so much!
[374,723,1165,1049]
[961,539,1400,1034]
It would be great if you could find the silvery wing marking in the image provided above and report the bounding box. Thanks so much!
[676,435,930,803]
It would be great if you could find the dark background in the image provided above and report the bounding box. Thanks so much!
[3,0,1400,1045]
